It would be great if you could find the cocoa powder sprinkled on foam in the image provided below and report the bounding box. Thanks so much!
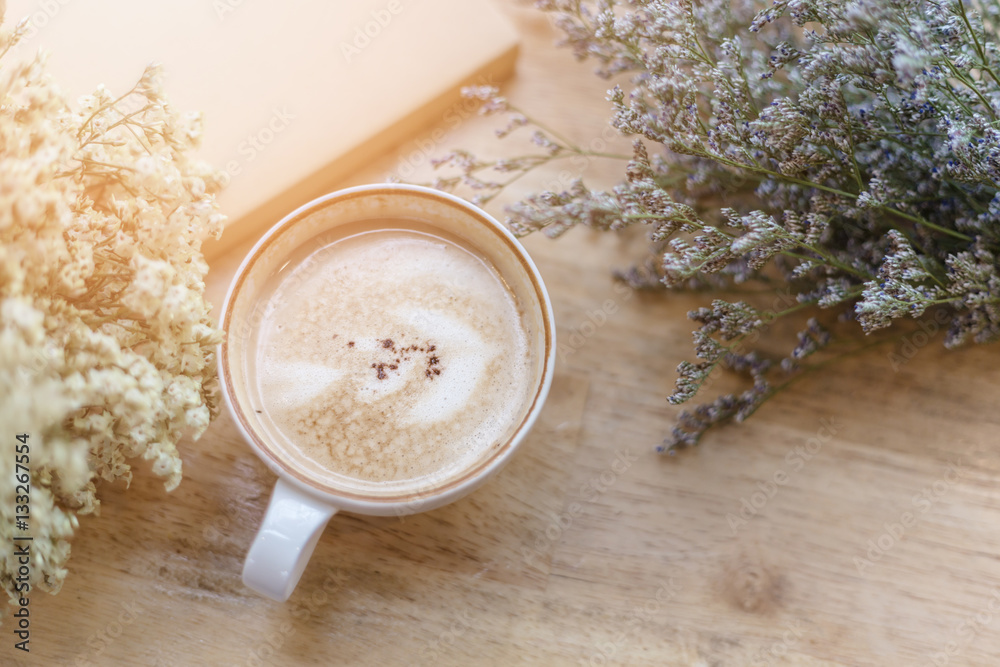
[351,336,444,381]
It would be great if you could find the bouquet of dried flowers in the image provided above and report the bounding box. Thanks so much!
[430,0,1000,451]
[0,15,224,607]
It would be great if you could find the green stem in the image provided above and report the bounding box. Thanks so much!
[783,246,874,280]
[942,59,998,121]
[508,103,587,154]
[705,151,972,241]
[840,90,865,193]
[957,0,1000,87]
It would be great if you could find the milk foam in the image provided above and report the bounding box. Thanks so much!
[254,228,533,492]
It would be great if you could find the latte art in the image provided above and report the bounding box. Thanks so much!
[252,225,534,493]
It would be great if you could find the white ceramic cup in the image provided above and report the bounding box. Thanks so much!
[217,184,555,601]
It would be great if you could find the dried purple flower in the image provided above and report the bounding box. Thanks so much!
[427,0,1000,451]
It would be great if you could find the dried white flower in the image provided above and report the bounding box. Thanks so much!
[0,21,225,608]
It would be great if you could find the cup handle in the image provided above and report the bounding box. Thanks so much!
[242,477,338,601]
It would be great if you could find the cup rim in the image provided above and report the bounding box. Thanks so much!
[217,183,556,514]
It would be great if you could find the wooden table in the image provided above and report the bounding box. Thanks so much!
[24,2,1000,665]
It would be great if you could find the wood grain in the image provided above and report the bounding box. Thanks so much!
[14,2,1000,666]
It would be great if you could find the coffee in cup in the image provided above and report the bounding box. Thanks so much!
[219,184,555,601]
